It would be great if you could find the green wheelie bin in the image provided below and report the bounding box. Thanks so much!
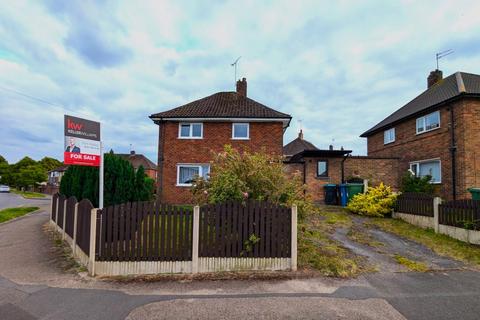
[468,188,480,200]
[346,183,364,203]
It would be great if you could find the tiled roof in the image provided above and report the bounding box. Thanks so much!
[150,92,291,120]
[283,136,318,156]
[116,153,157,170]
[361,72,480,137]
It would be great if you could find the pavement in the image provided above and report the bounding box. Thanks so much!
[1,198,480,319]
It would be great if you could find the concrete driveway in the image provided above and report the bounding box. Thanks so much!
[0,192,51,210]
[1,204,480,319]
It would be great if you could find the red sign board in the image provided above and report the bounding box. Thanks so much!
[64,115,101,167]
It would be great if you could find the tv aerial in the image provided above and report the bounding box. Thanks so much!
[231,56,241,86]
[436,49,453,69]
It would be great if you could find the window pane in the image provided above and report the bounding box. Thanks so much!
[419,161,440,182]
[179,166,199,184]
[425,112,440,130]
[233,123,248,138]
[201,165,210,178]
[416,118,424,132]
[180,124,190,137]
[317,161,327,176]
[192,124,202,137]
[384,131,388,144]
[410,163,418,176]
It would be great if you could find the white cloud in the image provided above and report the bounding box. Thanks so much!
[0,0,480,163]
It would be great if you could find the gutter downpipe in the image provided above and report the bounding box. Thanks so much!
[449,107,457,200]
[341,153,352,183]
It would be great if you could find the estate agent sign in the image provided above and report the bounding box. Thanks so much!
[64,115,101,166]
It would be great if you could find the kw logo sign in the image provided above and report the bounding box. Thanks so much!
[67,118,83,131]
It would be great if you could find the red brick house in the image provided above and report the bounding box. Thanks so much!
[150,78,292,204]
[117,150,157,181]
[284,130,399,203]
[361,70,480,200]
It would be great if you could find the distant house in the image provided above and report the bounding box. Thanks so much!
[361,70,480,200]
[116,150,157,181]
[48,165,69,187]
[284,130,399,203]
[150,78,292,204]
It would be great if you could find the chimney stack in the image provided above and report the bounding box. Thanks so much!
[236,77,247,97]
[130,150,135,155]
[298,129,304,140]
[329,145,333,150]
[427,69,443,88]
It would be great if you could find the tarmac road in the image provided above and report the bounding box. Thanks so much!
[0,192,50,210]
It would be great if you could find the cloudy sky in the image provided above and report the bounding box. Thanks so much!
[1,0,479,163]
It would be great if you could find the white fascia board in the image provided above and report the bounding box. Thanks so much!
[152,117,291,128]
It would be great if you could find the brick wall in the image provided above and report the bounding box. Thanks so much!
[366,98,480,200]
[284,156,399,203]
[158,121,284,204]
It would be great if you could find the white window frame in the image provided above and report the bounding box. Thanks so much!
[416,111,440,135]
[384,128,395,145]
[409,158,442,184]
[232,123,250,140]
[178,123,203,139]
[176,164,210,187]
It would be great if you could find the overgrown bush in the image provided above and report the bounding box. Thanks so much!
[346,183,397,217]
[191,145,315,217]
[400,172,434,194]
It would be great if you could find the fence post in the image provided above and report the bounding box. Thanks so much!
[62,199,67,240]
[72,203,79,256]
[88,208,98,276]
[192,205,200,274]
[55,198,59,229]
[49,196,53,225]
[433,197,441,233]
[291,204,298,271]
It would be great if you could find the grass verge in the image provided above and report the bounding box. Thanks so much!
[367,218,480,267]
[12,189,46,199]
[394,254,429,272]
[0,206,39,223]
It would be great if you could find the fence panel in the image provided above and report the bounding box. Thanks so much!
[439,200,480,230]
[96,202,193,262]
[396,192,434,217]
[76,199,93,255]
[199,200,291,258]
[65,196,77,238]
[56,194,66,227]
[51,193,59,222]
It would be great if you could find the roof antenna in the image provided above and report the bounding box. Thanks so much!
[436,49,453,69]
[231,56,241,87]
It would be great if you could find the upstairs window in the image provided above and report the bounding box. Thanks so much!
[410,159,441,183]
[177,164,210,186]
[317,160,328,177]
[416,111,440,134]
[384,128,395,144]
[179,123,203,139]
[232,123,249,140]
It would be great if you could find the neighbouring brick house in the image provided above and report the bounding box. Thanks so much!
[117,150,157,181]
[361,70,480,200]
[150,78,292,204]
[284,131,399,203]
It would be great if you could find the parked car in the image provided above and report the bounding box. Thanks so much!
[0,185,10,193]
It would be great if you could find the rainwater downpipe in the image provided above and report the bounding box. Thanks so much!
[341,153,351,183]
[449,107,457,200]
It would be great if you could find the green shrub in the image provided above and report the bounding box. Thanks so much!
[400,172,434,194]
[346,183,397,217]
[191,145,315,217]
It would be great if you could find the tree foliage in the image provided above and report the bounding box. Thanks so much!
[60,152,154,207]
[191,145,313,215]
[0,155,59,189]
[400,172,435,194]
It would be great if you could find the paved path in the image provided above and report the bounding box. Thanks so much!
[1,203,480,319]
[0,192,50,210]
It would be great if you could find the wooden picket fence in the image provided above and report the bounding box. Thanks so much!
[439,199,480,230]
[395,192,434,217]
[50,195,297,276]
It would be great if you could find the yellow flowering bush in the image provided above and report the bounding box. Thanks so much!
[346,183,397,217]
